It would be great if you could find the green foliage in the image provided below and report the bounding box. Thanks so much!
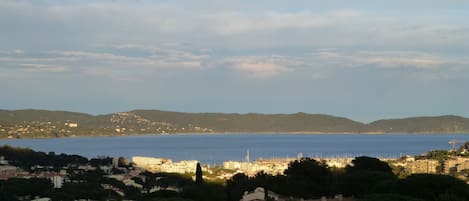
[416,150,451,161]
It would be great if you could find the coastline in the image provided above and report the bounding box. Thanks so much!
[1,131,468,140]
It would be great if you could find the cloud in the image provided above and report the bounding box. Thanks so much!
[47,48,208,69]
[19,63,68,73]
[0,45,213,80]
[1,46,466,81]
[1,0,468,52]
[352,51,445,69]
[14,49,24,54]
[0,49,25,55]
[223,56,301,78]
[311,50,450,70]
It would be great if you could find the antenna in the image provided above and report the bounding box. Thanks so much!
[297,152,303,159]
[245,149,250,162]
[448,140,464,151]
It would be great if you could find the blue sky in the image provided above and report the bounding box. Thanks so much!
[1,0,469,122]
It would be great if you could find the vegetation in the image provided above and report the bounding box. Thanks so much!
[195,162,203,184]
[1,109,469,138]
[0,145,88,169]
[367,115,469,133]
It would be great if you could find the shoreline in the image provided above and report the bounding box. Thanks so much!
[1,131,468,140]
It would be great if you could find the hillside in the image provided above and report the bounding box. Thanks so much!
[130,110,365,132]
[367,115,469,133]
[0,109,468,138]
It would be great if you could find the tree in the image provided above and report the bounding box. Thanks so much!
[195,162,203,185]
[340,170,397,197]
[346,156,393,173]
[226,173,253,201]
[397,174,469,201]
[340,156,397,197]
[283,158,332,198]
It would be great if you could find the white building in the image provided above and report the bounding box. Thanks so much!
[241,187,265,201]
[0,156,8,165]
[65,123,78,128]
[132,156,171,169]
[132,156,199,174]
[50,175,64,188]
[160,160,198,174]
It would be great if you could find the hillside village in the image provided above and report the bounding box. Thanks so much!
[0,111,214,139]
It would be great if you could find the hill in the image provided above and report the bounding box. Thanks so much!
[0,109,468,138]
[367,115,469,133]
[130,110,365,133]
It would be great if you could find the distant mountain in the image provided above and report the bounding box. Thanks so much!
[130,110,365,133]
[367,115,469,133]
[0,109,468,138]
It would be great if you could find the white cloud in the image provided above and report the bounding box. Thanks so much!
[353,51,445,69]
[19,63,68,73]
[47,48,208,69]
[0,49,25,55]
[311,50,450,70]
[13,49,24,54]
[223,56,301,78]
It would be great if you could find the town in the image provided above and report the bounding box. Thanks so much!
[2,142,469,201]
[0,111,214,139]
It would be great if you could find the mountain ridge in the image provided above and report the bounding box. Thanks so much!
[1,109,468,138]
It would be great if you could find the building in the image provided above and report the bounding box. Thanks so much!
[132,156,199,174]
[223,157,354,176]
[132,156,172,169]
[444,156,469,174]
[405,159,439,174]
[64,123,78,128]
[50,175,64,188]
[160,160,199,174]
[241,187,266,201]
[0,156,8,165]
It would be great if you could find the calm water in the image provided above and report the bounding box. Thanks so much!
[1,134,469,164]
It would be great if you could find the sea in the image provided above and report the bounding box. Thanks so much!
[1,133,469,165]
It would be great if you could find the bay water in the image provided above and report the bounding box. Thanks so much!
[2,133,469,165]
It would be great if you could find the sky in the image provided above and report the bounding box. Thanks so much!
[1,0,469,122]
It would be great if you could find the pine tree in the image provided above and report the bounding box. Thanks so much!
[195,162,203,184]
